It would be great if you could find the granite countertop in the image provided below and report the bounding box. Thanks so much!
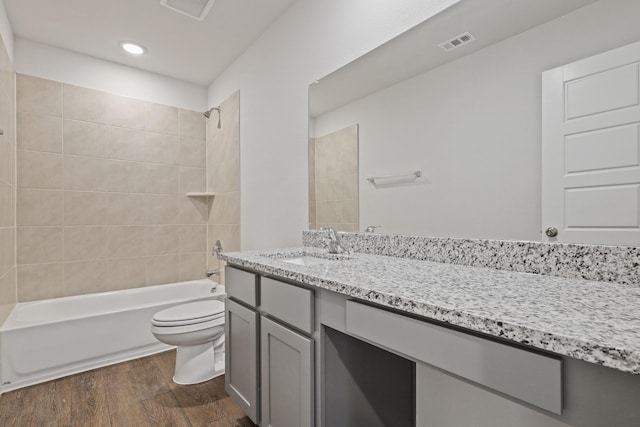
[220,246,640,375]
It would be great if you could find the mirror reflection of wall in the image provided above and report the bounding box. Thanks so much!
[308,125,359,232]
[309,0,640,242]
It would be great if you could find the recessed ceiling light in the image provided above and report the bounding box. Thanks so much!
[120,42,146,55]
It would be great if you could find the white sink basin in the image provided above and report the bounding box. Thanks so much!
[281,256,334,266]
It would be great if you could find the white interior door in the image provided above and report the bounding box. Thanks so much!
[542,41,640,245]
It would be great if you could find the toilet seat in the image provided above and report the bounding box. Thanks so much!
[152,300,225,327]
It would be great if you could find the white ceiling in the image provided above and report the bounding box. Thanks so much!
[3,0,297,86]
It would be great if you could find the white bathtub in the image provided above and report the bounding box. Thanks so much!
[0,279,225,393]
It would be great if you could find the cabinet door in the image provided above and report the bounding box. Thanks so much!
[261,316,314,427]
[416,363,570,427]
[225,298,259,424]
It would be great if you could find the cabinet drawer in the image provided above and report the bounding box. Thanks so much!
[261,277,314,334]
[346,300,562,414]
[225,266,259,307]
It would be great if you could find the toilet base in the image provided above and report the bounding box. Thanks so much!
[173,340,225,385]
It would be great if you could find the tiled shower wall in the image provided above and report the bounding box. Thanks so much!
[15,74,208,301]
[0,35,16,320]
[206,91,240,283]
[310,124,359,232]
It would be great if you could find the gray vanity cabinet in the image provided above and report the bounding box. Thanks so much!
[225,265,315,426]
[260,316,314,427]
[225,266,261,424]
[225,298,260,424]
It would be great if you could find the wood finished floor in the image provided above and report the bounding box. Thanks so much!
[0,350,256,427]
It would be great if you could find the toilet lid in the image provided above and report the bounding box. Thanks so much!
[152,300,225,327]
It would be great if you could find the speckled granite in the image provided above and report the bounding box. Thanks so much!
[220,246,640,375]
[303,231,640,286]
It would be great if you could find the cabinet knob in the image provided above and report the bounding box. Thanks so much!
[545,227,558,238]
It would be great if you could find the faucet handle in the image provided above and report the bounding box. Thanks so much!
[364,226,381,233]
[206,269,221,278]
[319,227,337,239]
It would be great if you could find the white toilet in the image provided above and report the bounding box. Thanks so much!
[151,299,226,385]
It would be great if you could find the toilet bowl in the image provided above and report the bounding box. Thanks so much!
[151,299,226,385]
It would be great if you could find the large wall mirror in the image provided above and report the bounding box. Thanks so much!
[308,0,640,244]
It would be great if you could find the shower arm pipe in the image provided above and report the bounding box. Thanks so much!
[367,170,422,186]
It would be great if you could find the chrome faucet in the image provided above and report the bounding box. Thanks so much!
[364,225,381,233]
[320,227,349,254]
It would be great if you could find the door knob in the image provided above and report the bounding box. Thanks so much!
[545,227,558,238]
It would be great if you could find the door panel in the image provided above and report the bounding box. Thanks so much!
[565,185,639,227]
[565,124,639,173]
[261,316,313,427]
[225,299,259,423]
[542,40,640,244]
[565,64,639,119]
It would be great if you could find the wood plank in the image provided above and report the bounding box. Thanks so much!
[71,369,110,427]
[170,378,226,425]
[0,351,254,427]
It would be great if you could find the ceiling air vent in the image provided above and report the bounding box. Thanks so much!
[160,0,216,21]
[438,32,475,52]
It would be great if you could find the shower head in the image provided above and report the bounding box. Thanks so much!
[203,106,222,128]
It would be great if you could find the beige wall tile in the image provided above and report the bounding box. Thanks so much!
[107,160,146,193]
[144,132,179,165]
[146,225,179,255]
[0,227,14,276]
[179,196,208,224]
[0,180,15,227]
[64,259,108,296]
[63,119,107,158]
[108,258,145,290]
[14,78,223,299]
[64,226,107,261]
[105,94,145,130]
[145,102,178,136]
[17,189,63,226]
[180,138,206,167]
[145,195,179,224]
[106,127,145,161]
[64,191,108,225]
[221,91,240,128]
[63,155,108,191]
[179,224,207,253]
[211,191,240,225]
[17,113,62,153]
[145,255,180,286]
[17,150,62,189]
[179,166,205,194]
[17,74,62,116]
[179,252,206,282]
[210,157,240,193]
[179,109,205,140]
[0,267,16,311]
[63,84,106,123]
[107,193,145,225]
[209,127,239,161]
[0,134,15,185]
[17,263,65,301]
[107,226,146,258]
[17,226,62,264]
[145,164,179,194]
